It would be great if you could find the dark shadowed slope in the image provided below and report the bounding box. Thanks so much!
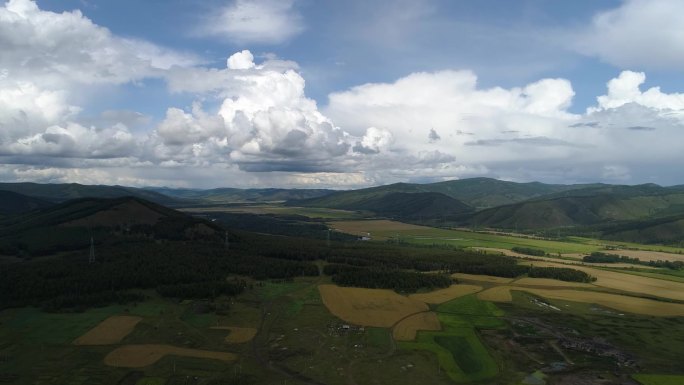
[0,191,53,215]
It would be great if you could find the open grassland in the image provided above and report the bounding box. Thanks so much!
[519,260,684,301]
[184,204,363,219]
[392,312,442,341]
[104,344,237,368]
[331,220,684,259]
[73,315,142,345]
[211,326,257,343]
[329,220,598,253]
[318,284,428,327]
[633,374,684,385]
[408,284,483,304]
[480,286,684,317]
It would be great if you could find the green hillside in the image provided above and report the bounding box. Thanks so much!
[338,191,474,219]
[596,213,684,245]
[0,182,178,205]
[292,177,597,210]
[147,186,335,203]
[0,191,52,215]
[464,191,684,230]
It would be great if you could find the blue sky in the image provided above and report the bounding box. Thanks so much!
[2,0,684,188]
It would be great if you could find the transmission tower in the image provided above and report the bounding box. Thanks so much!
[89,236,95,264]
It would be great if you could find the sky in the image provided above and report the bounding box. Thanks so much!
[1,0,684,189]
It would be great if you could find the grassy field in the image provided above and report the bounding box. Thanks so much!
[330,220,598,253]
[330,219,684,256]
[633,374,684,385]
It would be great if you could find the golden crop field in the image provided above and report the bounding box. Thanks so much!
[612,249,684,263]
[104,344,237,368]
[318,284,428,327]
[480,286,684,317]
[520,260,684,301]
[392,312,441,341]
[72,315,142,346]
[477,286,514,302]
[211,326,258,343]
[512,278,595,288]
[452,273,514,284]
[408,284,483,304]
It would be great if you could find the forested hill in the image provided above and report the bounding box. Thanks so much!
[147,186,336,203]
[317,191,474,219]
[291,177,598,210]
[0,191,52,215]
[463,188,684,230]
[0,182,178,205]
[0,196,222,257]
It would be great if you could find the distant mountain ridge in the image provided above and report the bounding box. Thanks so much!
[290,177,600,210]
[147,186,335,203]
[0,182,178,205]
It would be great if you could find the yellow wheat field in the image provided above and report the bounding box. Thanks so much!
[408,284,483,304]
[452,273,514,284]
[478,286,684,317]
[73,315,142,345]
[392,312,442,341]
[211,326,258,343]
[104,344,237,368]
[318,284,428,327]
[520,260,684,301]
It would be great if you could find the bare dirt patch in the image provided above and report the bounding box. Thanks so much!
[392,312,441,341]
[73,315,142,345]
[408,284,483,304]
[211,326,258,343]
[104,344,237,368]
[318,284,428,327]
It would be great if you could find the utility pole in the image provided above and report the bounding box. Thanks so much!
[327,229,331,248]
[88,236,95,264]
[225,231,230,250]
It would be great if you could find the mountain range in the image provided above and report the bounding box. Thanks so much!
[1,178,684,245]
